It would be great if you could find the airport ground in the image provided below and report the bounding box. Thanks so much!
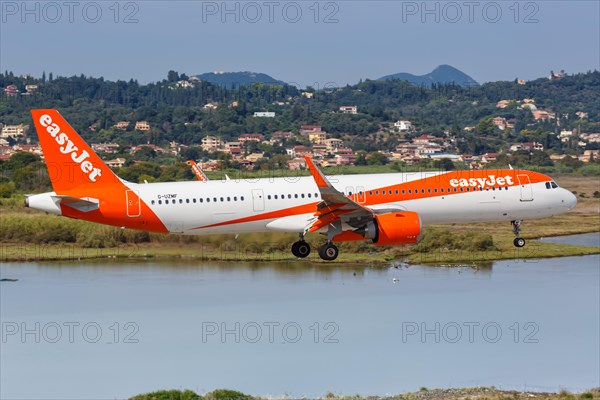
[1,174,598,264]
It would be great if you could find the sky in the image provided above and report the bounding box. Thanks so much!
[1,1,599,86]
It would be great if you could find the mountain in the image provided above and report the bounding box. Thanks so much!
[195,71,286,88]
[378,64,479,87]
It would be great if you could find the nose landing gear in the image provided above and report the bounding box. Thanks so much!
[512,220,526,247]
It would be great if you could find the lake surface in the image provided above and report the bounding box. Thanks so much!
[538,232,600,247]
[1,239,599,399]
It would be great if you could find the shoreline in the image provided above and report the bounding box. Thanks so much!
[1,230,598,264]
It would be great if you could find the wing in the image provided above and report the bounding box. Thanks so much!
[304,156,375,234]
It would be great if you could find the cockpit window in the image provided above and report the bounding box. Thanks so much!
[551,182,558,188]
[545,182,551,189]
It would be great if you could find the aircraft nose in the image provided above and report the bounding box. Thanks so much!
[562,189,577,210]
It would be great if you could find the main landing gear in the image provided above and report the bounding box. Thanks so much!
[291,238,311,258]
[318,242,339,261]
[512,220,526,248]
[291,235,340,261]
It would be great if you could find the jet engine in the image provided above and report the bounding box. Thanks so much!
[354,211,422,246]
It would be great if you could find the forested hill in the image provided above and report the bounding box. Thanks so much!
[195,71,287,88]
[379,64,479,87]
[1,70,598,153]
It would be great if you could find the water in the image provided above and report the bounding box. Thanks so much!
[1,243,599,399]
[538,232,600,248]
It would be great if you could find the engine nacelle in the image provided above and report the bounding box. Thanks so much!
[357,211,422,246]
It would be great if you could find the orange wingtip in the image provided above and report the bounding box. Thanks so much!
[304,156,329,188]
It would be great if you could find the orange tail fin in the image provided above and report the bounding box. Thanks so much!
[31,109,120,194]
[187,160,209,182]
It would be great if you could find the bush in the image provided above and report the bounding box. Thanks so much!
[0,182,15,198]
[129,389,201,400]
[579,164,600,176]
[204,389,253,400]
[415,228,497,253]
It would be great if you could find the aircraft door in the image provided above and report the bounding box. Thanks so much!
[251,189,265,212]
[517,174,533,202]
[126,190,141,217]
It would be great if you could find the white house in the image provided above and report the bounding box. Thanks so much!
[339,106,357,115]
[394,120,412,132]
[0,124,29,138]
[253,112,275,118]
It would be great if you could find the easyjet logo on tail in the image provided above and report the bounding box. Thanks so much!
[449,174,514,188]
[39,114,102,182]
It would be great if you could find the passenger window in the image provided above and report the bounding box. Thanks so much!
[206,198,210,203]
[402,190,406,194]
[165,200,169,204]
[288,194,291,199]
[267,195,271,200]
[186,199,190,203]
[158,200,162,205]
[369,191,373,195]
[227,197,231,201]
[421,189,425,194]
[193,198,196,203]
[301,194,305,198]
[213,197,217,202]
[307,193,311,198]
[434,189,438,193]
[179,199,183,204]
[295,194,298,198]
[428,189,431,193]
[151,200,155,205]
[376,190,379,195]
[200,198,204,203]
[220,197,224,202]
[234,196,237,201]
[241,196,245,201]
[395,190,399,195]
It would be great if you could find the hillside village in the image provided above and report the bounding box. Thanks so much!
[1,70,599,176]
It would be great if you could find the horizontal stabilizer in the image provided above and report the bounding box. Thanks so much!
[52,195,99,212]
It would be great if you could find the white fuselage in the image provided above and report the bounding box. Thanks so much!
[121,171,576,235]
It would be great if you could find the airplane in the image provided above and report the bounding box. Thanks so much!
[187,160,209,182]
[25,109,577,261]
[187,159,231,182]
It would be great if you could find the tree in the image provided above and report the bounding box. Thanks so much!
[354,153,367,166]
[366,152,388,165]
[476,117,495,136]
[167,70,180,83]
[433,158,455,171]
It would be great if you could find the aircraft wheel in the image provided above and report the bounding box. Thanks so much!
[513,237,526,248]
[292,241,311,258]
[318,243,339,261]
